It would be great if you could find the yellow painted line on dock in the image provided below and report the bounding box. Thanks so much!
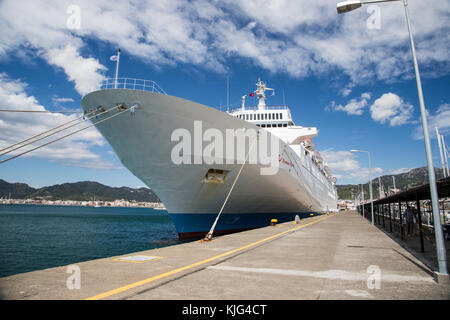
[85,213,336,300]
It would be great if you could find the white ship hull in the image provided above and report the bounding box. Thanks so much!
[81,89,337,238]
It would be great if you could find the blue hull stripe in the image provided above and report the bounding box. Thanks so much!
[169,212,322,234]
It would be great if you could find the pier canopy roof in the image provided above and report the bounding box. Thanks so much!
[373,177,450,205]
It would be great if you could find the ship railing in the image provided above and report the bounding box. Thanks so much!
[228,105,290,113]
[100,78,167,95]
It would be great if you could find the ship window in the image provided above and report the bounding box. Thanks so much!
[276,113,279,120]
[257,114,260,120]
[265,113,267,120]
[246,114,249,120]
[262,124,266,127]
[278,123,282,127]
[280,113,283,120]
[283,123,287,127]
[269,113,271,120]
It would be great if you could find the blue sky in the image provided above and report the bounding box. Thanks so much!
[0,0,449,189]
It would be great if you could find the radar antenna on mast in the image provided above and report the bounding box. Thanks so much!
[255,78,274,110]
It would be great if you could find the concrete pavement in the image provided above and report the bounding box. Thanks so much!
[1,211,448,300]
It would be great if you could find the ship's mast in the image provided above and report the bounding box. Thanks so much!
[256,78,274,110]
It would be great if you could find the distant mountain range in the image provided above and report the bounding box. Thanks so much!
[1,166,446,202]
[0,180,160,202]
[336,166,447,200]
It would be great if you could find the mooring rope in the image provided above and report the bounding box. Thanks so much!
[0,106,118,157]
[0,109,84,114]
[0,109,97,154]
[0,107,132,165]
[203,131,259,241]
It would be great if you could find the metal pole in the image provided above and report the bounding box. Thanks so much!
[114,48,121,89]
[362,184,365,219]
[388,202,392,232]
[442,135,449,177]
[436,128,446,178]
[368,152,374,225]
[226,76,229,113]
[402,0,447,275]
[416,193,424,253]
[398,199,404,240]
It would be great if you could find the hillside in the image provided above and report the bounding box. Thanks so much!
[0,180,160,202]
[336,166,446,200]
[1,166,446,202]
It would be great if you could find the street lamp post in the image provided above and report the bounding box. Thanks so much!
[361,184,364,217]
[351,150,374,225]
[337,0,448,280]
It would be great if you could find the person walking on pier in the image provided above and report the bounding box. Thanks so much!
[412,207,420,235]
[404,205,414,236]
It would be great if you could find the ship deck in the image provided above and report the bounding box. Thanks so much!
[0,212,448,301]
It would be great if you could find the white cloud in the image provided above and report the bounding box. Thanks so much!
[340,82,356,97]
[46,44,106,96]
[370,92,414,126]
[328,92,371,115]
[320,148,383,183]
[0,73,118,169]
[320,149,412,185]
[413,103,450,140]
[0,1,106,96]
[0,0,448,94]
[52,95,74,103]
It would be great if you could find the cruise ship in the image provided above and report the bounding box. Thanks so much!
[81,77,338,238]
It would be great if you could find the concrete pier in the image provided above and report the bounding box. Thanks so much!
[0,212,449,300]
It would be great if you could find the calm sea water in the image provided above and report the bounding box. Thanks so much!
[0,204,183,278]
